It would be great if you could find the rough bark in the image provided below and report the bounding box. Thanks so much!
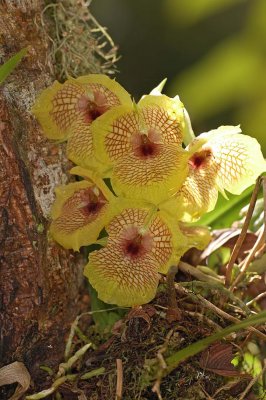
[0,0,85,384]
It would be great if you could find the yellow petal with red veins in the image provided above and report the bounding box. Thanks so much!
[149,210,188,274]
[50,179,116,251]
[111,144,189,204]
[66,119,108,175]
[84,244,160,306]
[193,126,266,195]
[92,95,185,167]
[92,105,138,166]
[85,205,182,306]
[32,74,131,141]
[84,204,188,306]
[69,165,115,200]
[106,206,184,274]
[138,94,185,145]
[177,126,266,222]
[175,165,219,222]
[187,126,266,194]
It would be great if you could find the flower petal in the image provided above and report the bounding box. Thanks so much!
[66,119,107,174]
[92,96,185,167]
[176,165,219,222]
[138,94,185,145]
[32,74,131,140]
[188,126,266,195]
[177,126,266,221]
[84,245,160,306]
[50,179,116,251]
[111,144,189,204]
[106,206,186,274]
[32,80,82,140]
[179,223,211,251]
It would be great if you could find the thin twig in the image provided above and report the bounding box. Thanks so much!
[230,226,265,289]
[179,261,223,284]
[246,292,266,307]
[225,176,262,286]
[166,265,179,309]
[175,284,266,341]
[238,362,266,400]
[152,329,174,400]
[184,311,222,331]
[116,359,123,400]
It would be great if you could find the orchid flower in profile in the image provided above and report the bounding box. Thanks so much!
[172,126,266,222]
[84,202,187,306]
[32,74,132,171]
[92,94,189,203]
[49,167,118,251]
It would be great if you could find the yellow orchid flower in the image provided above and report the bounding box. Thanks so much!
[50,168,117,251]
[92,95,189,203]
[84,202,187,306]
[172,126,266,222]
[32,74,132,171]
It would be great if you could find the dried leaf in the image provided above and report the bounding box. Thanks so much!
[199,343,244,377]
[200,228,257,261]
[0,361,31,400]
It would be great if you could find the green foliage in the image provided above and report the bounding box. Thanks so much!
[0,48,27,84]
[168,0,266,154]
[164,310,266,375]
[197,186,254,228]
[88,284,126,334]
[165,0,243,25]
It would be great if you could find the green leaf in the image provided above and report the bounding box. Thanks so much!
[197,185,254,228]
[88,284,126,334]
[0,48,27,84]
[164,310,266,375]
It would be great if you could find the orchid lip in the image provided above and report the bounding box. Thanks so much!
[188,149,212,170]
[78,187,107,217]
[132,133,161,158]
[121,226,153,259]
[77,94,109,123]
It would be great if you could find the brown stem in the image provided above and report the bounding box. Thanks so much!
[225,176,262,286]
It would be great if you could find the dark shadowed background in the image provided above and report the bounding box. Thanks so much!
[91,0,266,153]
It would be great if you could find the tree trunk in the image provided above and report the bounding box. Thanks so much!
[0,0,86,385]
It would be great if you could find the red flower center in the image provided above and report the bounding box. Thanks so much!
[125,236,142,256]
[80,187,106,217]
[78,92,109,123]
[121,227,153,259]
[189,149,212,170]
[132,133,161,159]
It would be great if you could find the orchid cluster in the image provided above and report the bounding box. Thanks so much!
[32,74,266,307]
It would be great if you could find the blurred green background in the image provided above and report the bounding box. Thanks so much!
[91,0,266,153]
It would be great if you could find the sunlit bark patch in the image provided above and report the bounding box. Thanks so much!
[50,180,114,251]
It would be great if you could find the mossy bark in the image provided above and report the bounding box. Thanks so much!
[0,0,86,383]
